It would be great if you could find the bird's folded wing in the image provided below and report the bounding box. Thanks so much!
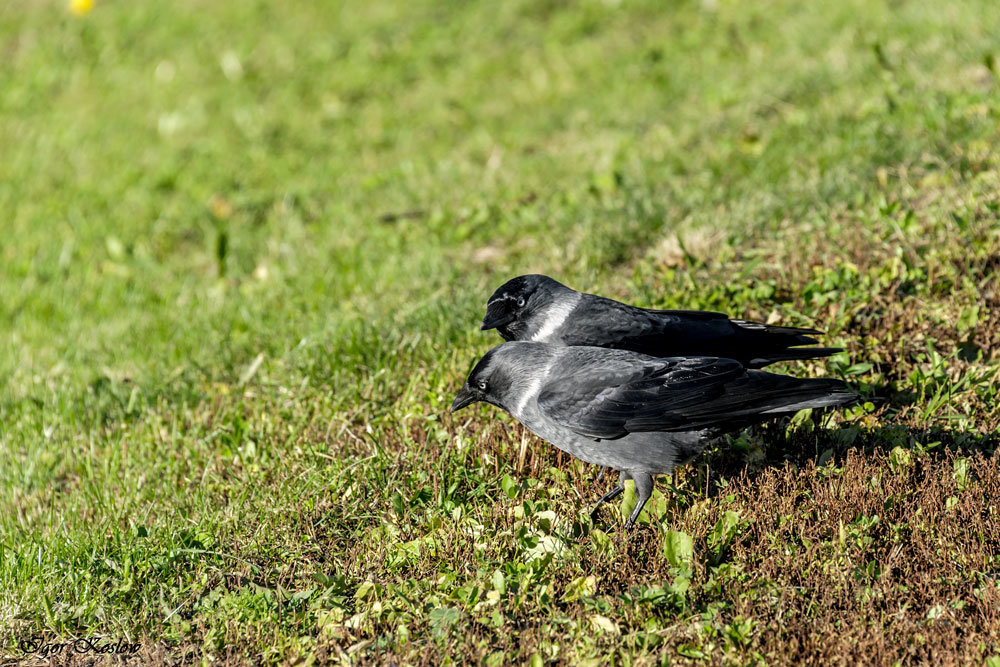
[536,354,746,440]
[644,308,729,320]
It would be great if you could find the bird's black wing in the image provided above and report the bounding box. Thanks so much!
[537,349,853,440]
[561,296,837,367]
[536,352,746,440]
[558,298,731,351]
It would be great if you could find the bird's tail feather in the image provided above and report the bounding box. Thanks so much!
[761,389,858,414]
[746,376,859,418]
[663,375,858,432]
[731,319,823,339]
[746,346,843,368]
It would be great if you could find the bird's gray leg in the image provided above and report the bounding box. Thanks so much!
[624,473,655,530]
[590,471,628,520]
[596,466,608,484]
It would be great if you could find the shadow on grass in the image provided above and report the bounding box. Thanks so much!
[658,417,1000,514]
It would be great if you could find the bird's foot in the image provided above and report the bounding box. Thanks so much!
[589,482,625,522]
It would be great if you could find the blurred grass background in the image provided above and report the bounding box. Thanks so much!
[2,0,999,663]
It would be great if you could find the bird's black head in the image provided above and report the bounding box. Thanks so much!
[480,274,572,340]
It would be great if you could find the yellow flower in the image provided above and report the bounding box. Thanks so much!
[69,0,94,16]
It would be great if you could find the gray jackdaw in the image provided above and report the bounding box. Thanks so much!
[481,274,840,368]
[451,342,857,529]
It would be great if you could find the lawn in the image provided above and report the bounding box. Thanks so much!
[2,0,999,663]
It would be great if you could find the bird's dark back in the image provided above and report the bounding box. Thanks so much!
[559,294,830,366]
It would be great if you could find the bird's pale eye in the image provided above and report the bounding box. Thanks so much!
[516,297,526,308]
[478,380,488,391]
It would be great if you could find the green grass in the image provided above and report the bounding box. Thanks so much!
[2,0,999,663]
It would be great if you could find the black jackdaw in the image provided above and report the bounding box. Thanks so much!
[481,274,840,368]
[451,342,857,529]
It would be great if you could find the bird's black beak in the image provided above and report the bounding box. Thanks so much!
[450,385,477,412]
[480,314,514,331]
[480,302,515,330]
